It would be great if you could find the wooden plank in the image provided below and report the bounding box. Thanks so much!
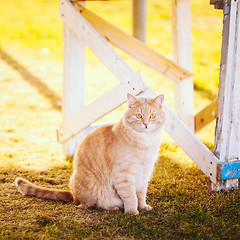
[215,0,240,162]
[74,2,192,83]
[212,0,239,191]
[172,0,195,131]
[214,1,230,160]
[57,76,145,143]
[60,0,135,84]
[222,0,240,162]
[62,24,85,156]
[59,0,222,186]
[59,75,221,185]
[132,0,146,42]
[138,85,221,185]
[165,104,219,185]
[194,98,218,132]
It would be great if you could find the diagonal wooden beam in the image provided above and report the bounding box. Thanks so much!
[138,85,221,185]
[59,1,223,186]
[59,1,221,186]
[74,2,192,83]
[57,75,145,143]
[60,0,135,83]
[194,98,218,132]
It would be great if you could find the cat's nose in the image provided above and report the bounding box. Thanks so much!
[143,123,148,128]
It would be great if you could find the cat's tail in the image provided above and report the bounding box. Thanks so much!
[15,177,73,203]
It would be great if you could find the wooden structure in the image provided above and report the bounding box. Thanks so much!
[210,0,240,190]
[57,0,240,191]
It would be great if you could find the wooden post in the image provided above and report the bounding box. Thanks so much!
[211,0,240,191]
[62,24,85,156]
[58,1,238,188]
[133,0,146,42]
[172,0,194,132]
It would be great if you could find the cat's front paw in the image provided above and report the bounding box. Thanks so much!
[125,209,139,215]
[108,206,120,211]
[139,204,152,211]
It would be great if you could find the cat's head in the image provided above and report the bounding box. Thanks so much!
[123,93,165,133]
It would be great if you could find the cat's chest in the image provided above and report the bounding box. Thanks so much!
[133,156,155,188]
[112,132,160,171]
[114,143,158,164]
[114,145,157,174]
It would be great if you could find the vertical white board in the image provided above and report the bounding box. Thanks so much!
[62,24,85,156]
[213,0,240,190]
[172,0,194,131]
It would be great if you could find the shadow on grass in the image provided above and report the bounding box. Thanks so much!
[194,82,218,100]
[1,149,240,239]
[0,48,61,111]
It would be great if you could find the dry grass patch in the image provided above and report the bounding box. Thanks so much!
[1,0,240,239]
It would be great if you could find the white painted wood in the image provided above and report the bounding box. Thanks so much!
[74,3,192,83]
[62,24,85,156]
[139,85,221,185]
[164,103,219,184]
[133,0,146,42]
[59,71,220,185]
[58,75,145,143]
[172,0,194,131]
[214,2,230,160]
[213,0,240,191]
[60,0,134,84]
[59,0,222,187]
[216,0,240,161]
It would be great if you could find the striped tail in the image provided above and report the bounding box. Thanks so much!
[15,177,73,203]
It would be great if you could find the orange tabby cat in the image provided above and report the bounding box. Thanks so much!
[15,93,165,215]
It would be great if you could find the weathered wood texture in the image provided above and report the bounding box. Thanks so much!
[212,0,240,191]
[172,0,194,131]
[74,3,192,83]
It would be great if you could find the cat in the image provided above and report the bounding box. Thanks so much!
[15,93,165,215]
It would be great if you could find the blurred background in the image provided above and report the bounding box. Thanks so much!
[3,2,240,240]
[0,0,222,169]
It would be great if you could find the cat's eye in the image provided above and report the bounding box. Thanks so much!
[136,113,142,119]
[150,113,156,119]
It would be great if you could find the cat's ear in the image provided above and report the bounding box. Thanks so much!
[152,94,164,107]
[127,93,138,108]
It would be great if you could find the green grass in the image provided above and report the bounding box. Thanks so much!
[1,0,240,239]
[1,147,240,239]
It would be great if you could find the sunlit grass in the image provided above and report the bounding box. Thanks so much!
[1,1,239,239]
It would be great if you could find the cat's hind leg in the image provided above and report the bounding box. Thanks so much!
[70,171,97,209]
[96,188,124,211]
[70,171,123,211]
